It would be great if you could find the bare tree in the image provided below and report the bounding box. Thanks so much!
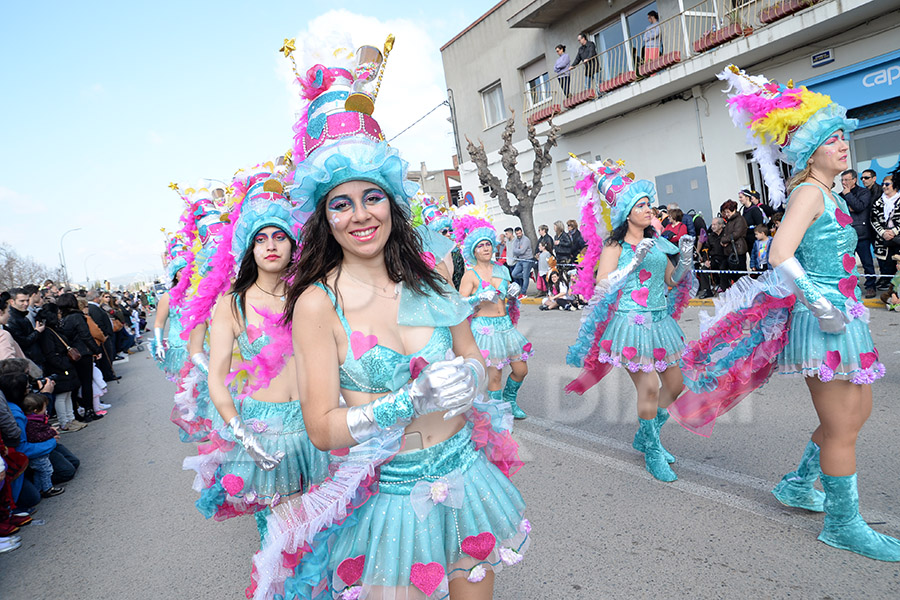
[466,110,559,247]
[0,243,64,291]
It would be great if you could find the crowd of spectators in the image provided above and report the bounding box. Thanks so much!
[0,281,151,553]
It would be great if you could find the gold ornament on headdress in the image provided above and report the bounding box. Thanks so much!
[280,38,295,58]
[372,34,394,103]
[168,182,179,191]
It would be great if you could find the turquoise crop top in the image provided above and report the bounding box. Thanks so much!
[234,295,270,360]
[315,283,455,395]
[471,263,511,296]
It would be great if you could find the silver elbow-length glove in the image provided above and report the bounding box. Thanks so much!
[345,357,483,444]
[153,327,167,361]
[191,352,209,374]
[776,257,848,334]
[227,416,285,471]
[672,235,696,282]
[597,238,655,295]
[465,288,501,307]
[505,282,522,299]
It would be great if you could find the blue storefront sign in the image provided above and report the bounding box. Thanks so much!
[801,49,900,127]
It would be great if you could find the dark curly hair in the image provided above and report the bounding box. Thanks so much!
[283,193,445,324]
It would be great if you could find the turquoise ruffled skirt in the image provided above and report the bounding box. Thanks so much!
[779,307,885,383]
[328,424,529,598]
[197,397,331,514]
[598,309,685,372]
[471,314,532,369]
[157,344,189,379]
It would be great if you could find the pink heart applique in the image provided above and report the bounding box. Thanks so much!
[600,339,613,353]
[220,474,244,496]
[842,254,856,274]
[834,209,852,228]
[859,352,877,369]
[409,562,446,596]
[245,325,263,344]
[337,555,366,586]
[823,350,841,371]
[409,356,429,380]
[480,349,490,360]
[638,269,651,284]
[653,347,667,361]
[421,251,436,270]
[481,281,490,289]
[622,346,637,360]
[461,532,497,561]
[838,276,858,300]
[331,447,349,457]
[522,342,533,353]
[349,331,378,360]
[631,287,649,307]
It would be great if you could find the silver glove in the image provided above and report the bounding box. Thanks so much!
[346,388,416,444]
[672,235,696,282]
[227,416,285,471]
[153,327,167,361]
[466,288,501,307]
[605,238,655,290]
[776,257,848,334]
[506,282,522,299]
[410,356,478,420]
[191,352,209,374]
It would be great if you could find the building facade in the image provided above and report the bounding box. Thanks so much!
[441,0,899,229]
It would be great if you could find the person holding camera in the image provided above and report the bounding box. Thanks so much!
[5,288,45,368]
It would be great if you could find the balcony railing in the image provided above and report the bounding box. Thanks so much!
[523,0,827,124]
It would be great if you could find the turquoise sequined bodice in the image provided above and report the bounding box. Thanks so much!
[792,183,859,311]
[472,263,510,296]
[617,238,678,312]
[167,306,187,348]
[234,295,270,360]
[315,283,454,394]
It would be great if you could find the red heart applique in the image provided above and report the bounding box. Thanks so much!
[842,254,856,274]
[823,350,841,371]
[622,346,637,360]
[859,352,877,369]
[410,562,446,596]
[220,474,244,496]
[653,348,667,361]
[838,276,858,300]
[461,532,497,561]
[522,342,533,353]
[600,339,613,353]
[638,269,651,284]
[631,287,649,307]
[337,555,366,586]
[409,356,429,380]
[331,447,350,457]
[834,209,852,228]
[349,331,378,360]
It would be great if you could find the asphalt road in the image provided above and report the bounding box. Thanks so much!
[3,305,900,599]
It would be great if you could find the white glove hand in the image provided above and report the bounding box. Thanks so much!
[154,328,167,361]
[634,238,656,262]
[506,282,521,299]
[410,357,478,419]
[228,416,285,471]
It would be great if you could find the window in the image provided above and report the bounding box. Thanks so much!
[526,72,551,107]
[481,83,505,128]
[743,152,791,209]
[593,22,626,79]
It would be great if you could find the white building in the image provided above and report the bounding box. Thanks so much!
[441,0,900,228]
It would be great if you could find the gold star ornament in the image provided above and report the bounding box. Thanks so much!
[280,38,296,57]
[168,182,179,191]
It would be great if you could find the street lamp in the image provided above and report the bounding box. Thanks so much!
[59,228,82,287]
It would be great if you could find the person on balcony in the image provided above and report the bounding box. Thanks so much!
[643,11,661,63]
[571,32,598,92]
[554,44,571,97]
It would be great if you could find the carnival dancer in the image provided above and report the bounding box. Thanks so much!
[152,233,190,379]
[413,193,457,284]
[565,157,695,482]
[456,217,531,420]
[182,168,330,537]
[670,65,895,560]
[247,40,528,600]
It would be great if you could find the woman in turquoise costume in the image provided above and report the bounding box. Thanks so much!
[670,65,895,560]
[248,44,528,600]
[456,218,531,420]
[182,168,330,533]
[152,237,190,380]
[565,158,696,482]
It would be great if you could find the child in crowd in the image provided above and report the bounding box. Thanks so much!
[23,394,65,498]
[538,241,552,295]
[750,223,772,272]
[541,270,575,311]
[769,212,783,236]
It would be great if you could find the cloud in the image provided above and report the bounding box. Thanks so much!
[282,10,457,170]
[0,186,48,215]
[80,83,105,98]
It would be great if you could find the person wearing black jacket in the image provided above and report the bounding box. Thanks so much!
[571,32,598,90]
[553,220,575,280]
[36,304,88,430]
[4,288,45,367]
[58,294,104,422]
[739,190,765,262]
[840,169,877,297]
[85,290,117,382]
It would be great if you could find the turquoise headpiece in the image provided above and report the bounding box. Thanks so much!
[428,215,452,233]
[231,174,300,263]
[782,103,857,174]
[166,254,188,281]
[461,226,497,266]
[610,180,656,230]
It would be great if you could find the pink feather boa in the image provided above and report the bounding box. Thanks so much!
[225,303,293,398]
[728,88,803,126]
[565,289,623,394]
[170,206,200,306]
[452,215,494,247]
[573,194,604,299]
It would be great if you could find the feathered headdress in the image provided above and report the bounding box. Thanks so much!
[718,64,857,207]
[452,214,496,266]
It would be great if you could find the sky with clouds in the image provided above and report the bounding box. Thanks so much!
[0,0,490,286]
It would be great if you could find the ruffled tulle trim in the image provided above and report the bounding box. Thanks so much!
[170,361,213,442]
[470,405,523,478]
[670,276,796,436]
[565,284,624,395]
[669,271,698,321]
[157,345,189,380]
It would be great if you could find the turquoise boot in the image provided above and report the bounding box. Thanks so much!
[488,390,503,402]
[633,407,675,464]
[502,376,528,420]
[638,418,677,482]
[818,473,900,561]
[771,440,825,512]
